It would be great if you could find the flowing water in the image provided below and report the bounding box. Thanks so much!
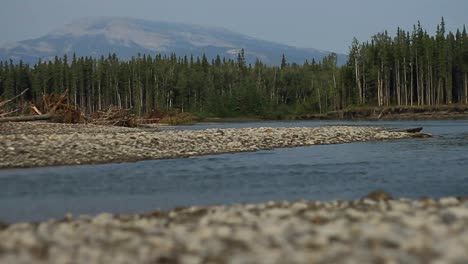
[1,120,468,222]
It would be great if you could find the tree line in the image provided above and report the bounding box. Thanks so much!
[1,19,467,118]
[349,18,468,107]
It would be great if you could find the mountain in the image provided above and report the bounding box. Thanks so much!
[0,17,347,65]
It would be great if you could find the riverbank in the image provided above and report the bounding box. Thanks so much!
[297,104,468,121]
[191,105,468,123]
[1,194,467,263]
[0,122,427,169]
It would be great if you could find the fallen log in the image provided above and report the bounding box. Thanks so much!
[377,108,389,120]
[0,89,77,124]
[390,127,423,133]
[0,88,29,108]
[0,109,20,117]
[0,113,52,123]
[49,90,68,113]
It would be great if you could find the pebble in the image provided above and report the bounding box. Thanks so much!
[0,196,466,264]
[439,197,459,206]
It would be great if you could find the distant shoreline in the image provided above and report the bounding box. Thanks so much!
[193,105,468,124]
[296,105,468,121]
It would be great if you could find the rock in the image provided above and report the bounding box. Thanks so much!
[0,221,8,230]
[439,197,459,206]
[1,195,468,263]
[362,189,393,201]
[266,208,291,218]
[345,208,366,219]
[441,207,468,221]
[92,213,114,225]
[388,201,411,212]
[64,213,73,221]
[291,202,308,212]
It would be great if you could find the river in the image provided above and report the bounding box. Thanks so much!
[1,120,467,222]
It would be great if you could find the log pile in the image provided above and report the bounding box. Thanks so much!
[0,89,86,124]
[138,109,165,125]
[2,90,170,127]
[90,107,138,127]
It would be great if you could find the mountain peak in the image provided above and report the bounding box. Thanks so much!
[0,16,346,65]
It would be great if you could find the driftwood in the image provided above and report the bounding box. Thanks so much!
[49,90,68,113]
[0,109,20,117]
[0,89,84,124]
[0,88,29,108]
[0,113,53,123]
[90,107,138,127]
[377,108,389,119]
[31,105,43,115]
[390,127,423,133]
[387,127,431,138]
[1,89,152,127]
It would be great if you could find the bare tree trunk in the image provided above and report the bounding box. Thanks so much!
[98,81,102,111]
[363,63,366,104]
[446,70,453,104]
[377,71,381,106]
[355,57,363,104]
[154,74,160,111]
[139,77,143,114]
[271,69,277,102]
[410,62,414,106]
[74,88,77,110]
[386,73,390,106]
[437,79,443,105]
[404,57,408,105]
[317,84,322,114]
[431,67,434,105]
[332,70,337,110]
[325,93,328,112]
[427,66,431,105]
[416,56,421,105]
[128,79,132,109]
[378,62,384,106]
[396,60,401,105]
[116,81,122,109]
[465,72,468,104]
[88,84,92,114]
[420,68,424,105]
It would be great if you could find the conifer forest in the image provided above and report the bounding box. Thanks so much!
[1,19,468,118]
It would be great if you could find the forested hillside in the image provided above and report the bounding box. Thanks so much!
[1,19,467,118]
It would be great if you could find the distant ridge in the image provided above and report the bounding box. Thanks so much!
[0,17,347,65]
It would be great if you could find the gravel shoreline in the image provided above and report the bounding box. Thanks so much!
[1,194,467,263]
[0,122,423,169]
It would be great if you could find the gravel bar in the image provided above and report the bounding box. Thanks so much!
[0,122,421,169]
[1,195,467,263]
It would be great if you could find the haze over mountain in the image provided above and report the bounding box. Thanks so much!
[0,17,346,65]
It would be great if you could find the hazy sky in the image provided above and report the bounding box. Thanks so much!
[1,0,467,53]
